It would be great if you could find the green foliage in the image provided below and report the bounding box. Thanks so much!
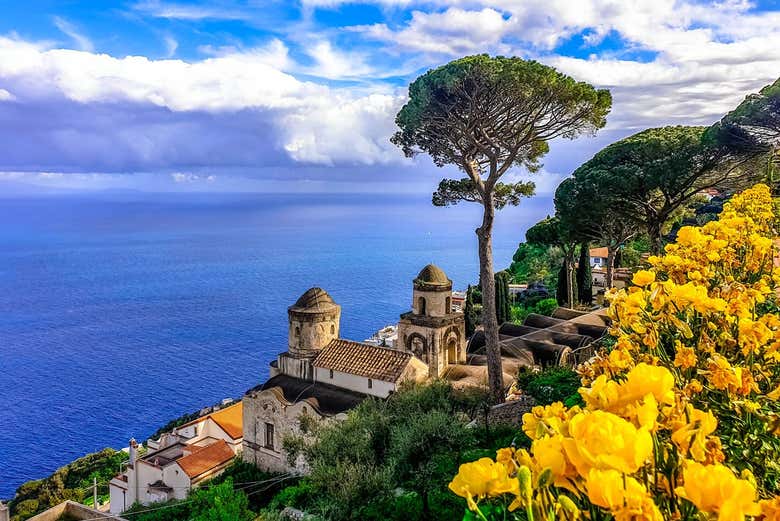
[508,242,560,287]
[464,285,479,338]
[619,235,651,268]
[575,243,592,305]
[267,481,314,511]
[208,459,283,512]
[570,125,759,252]
[190,479,252,521]
[494,271,512,324]
[9,448,127,521]
[124,499,190,521]
[432,178,535,208]
[517,367,583,407]
[300,381,493,520]
[392,54,611,173]
[510,298,557,324]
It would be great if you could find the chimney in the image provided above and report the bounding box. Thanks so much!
[128,438,138,468]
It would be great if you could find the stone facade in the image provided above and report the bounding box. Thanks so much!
[397,264,466,377]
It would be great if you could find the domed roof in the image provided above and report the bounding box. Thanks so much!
[291,287,338,312]
[414,264,451,286]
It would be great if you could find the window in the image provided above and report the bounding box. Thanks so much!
[367,378,373,389]
[418,297,426,315]
[264,423,274,450]
[294,326,300,337]
[330,324,335,334]
[445,296,451,314]
[329,369,334,379]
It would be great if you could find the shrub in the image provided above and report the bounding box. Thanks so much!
[516,366,583,407]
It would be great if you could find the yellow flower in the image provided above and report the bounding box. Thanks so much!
[632,270,655,286]
[530,435,578,492]
[675,461,760,521]
[674,345,697,370]
[621,363,675,406]
[671,407,718,462]
[585,469,662,521]
[448,458,519,510]
[760,496,780,521]
[562,410,652,475]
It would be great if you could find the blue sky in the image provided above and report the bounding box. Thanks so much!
[1,0,780,194]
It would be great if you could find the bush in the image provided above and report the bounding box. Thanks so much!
[517,366,583,407]
[510,297,558,324]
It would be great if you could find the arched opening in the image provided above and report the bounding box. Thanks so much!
[330,324,335,334]
[447,338,458,365]
[445,296,451,314]
[294,326,300,337]
[418,296,427,315]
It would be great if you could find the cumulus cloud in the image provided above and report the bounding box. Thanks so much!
[0,36,406,173]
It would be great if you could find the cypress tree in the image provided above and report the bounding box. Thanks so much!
[464,285,477,338]
[556,262,567,306]
[576,242,593,305]
[494,271,511,324]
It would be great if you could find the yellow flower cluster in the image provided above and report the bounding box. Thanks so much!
[449,185,780,521]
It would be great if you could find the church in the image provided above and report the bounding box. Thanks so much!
[242,264,465,473]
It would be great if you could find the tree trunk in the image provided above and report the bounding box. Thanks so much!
[648,221,663,255]
[477,198,504,404]
[606,247,616,289]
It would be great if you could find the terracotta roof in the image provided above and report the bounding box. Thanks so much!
[313,339,415,382]
[589,247,609,258]
[208,402,243,440]
[176,440,234,479]
[248,374,366,416]
[178,401,243,440]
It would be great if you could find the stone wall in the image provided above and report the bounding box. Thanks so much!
[28,501,127,521]
[485,395,536,428]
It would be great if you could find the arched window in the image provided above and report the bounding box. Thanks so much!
[418,296,427,315]
[294,326,300,337]
[330,324,335,334]
[445,296,451,314]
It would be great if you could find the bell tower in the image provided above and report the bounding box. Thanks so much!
[277,287,340,380]
[397,264,466,377]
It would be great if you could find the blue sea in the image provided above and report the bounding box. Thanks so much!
[0,192,552,497]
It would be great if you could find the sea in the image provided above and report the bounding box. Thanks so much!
[0,191,553,498]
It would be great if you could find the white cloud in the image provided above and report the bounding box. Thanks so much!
[0,36,406,168]
[131,1,250,20]
[354,7,513,55]
[0,88,13,101]
[53,16,94,52]
[163,35,178,58]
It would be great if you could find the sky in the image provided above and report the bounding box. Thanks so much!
[1,0,780,195]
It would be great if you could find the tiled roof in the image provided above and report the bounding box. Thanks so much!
[248,374,366,416]
[313,339,415,382]
[208,402,243,440]
[178,401,243,440]
[176,440,234,479]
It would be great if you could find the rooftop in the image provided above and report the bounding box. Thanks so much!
[290,287,339,313]
[415,264,451,286]
[313,338,416,382]
[248,373,366,416]
[178,401,243,440]
[176,439,235,479]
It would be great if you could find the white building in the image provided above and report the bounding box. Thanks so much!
[243,270,460,474]
[108,401,243,514]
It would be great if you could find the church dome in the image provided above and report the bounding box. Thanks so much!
[290,287,338,312]
[414,264,451,288]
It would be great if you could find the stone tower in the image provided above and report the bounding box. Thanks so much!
[277,287,341,380]
[397,264,466,378]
